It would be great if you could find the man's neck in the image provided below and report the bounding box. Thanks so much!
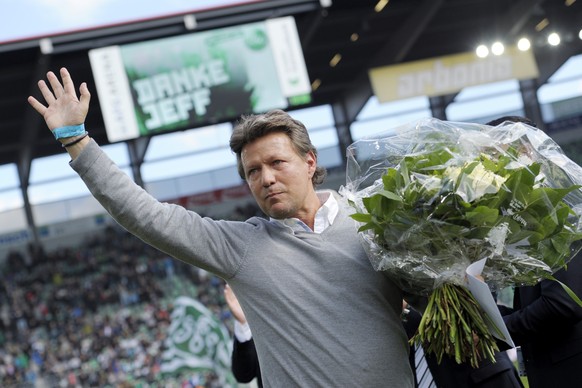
[273,190,335,232]
[297,191,324,230]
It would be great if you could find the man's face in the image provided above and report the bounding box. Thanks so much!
[241,132,316,219]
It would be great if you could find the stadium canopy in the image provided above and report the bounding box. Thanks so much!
[1,0,582,243]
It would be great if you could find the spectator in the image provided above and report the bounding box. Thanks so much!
[487,116,582,388]
[403,299,523,388]
[224,284,262,387]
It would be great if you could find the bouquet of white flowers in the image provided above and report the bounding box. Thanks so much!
[341,118,582,367]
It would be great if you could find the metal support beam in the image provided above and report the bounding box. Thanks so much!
[298,6,326,49]
[126,137,151,188]
[498,0,546,38]
[18,53,51,255]
[429,96,448,121]
[519,79,546,131]
[331,99,354,169]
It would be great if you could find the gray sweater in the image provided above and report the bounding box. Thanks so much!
[71,139,414,387]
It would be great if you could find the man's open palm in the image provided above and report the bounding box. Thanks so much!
[28,67,90,131]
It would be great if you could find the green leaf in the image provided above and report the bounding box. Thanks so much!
[381,168,403,192]
[362,195,381,215]
[376,189,403,202]
[544,274,582,308]
[350,213,372,223]
[357,222,377,233]
[465,206,499,226]
[551,229,582,257]
[479,154,497,172]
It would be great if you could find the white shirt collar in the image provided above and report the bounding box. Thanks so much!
[314,190,338,233]
[271,190,339,234]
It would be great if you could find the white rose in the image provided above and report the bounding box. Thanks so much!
[454,162,507,202]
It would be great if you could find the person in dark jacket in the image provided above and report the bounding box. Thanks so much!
[403,303,523,388]
[498,252,582,388]
[224,284,262,387]
[487,116,582,388]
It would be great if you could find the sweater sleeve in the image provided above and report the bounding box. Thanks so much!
[69,139,253,279]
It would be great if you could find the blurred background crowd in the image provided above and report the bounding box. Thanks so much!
[0,203,262,388]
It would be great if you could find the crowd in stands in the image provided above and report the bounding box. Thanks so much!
[0,201,262,387]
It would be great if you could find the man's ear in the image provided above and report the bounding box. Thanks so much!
[305,150,317,177]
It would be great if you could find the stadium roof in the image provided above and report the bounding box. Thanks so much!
[1,0,581,176]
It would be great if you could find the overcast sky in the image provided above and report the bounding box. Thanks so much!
[0,0,260,43]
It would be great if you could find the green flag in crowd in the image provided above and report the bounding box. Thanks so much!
[161,296,236,386]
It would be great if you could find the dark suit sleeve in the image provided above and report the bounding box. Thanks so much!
[232,337,261,384]
[502,253,582,345]
[405,308,523,387]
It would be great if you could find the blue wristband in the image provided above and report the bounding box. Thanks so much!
[53,124,86,140]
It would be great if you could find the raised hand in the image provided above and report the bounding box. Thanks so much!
[28,67,91,132]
